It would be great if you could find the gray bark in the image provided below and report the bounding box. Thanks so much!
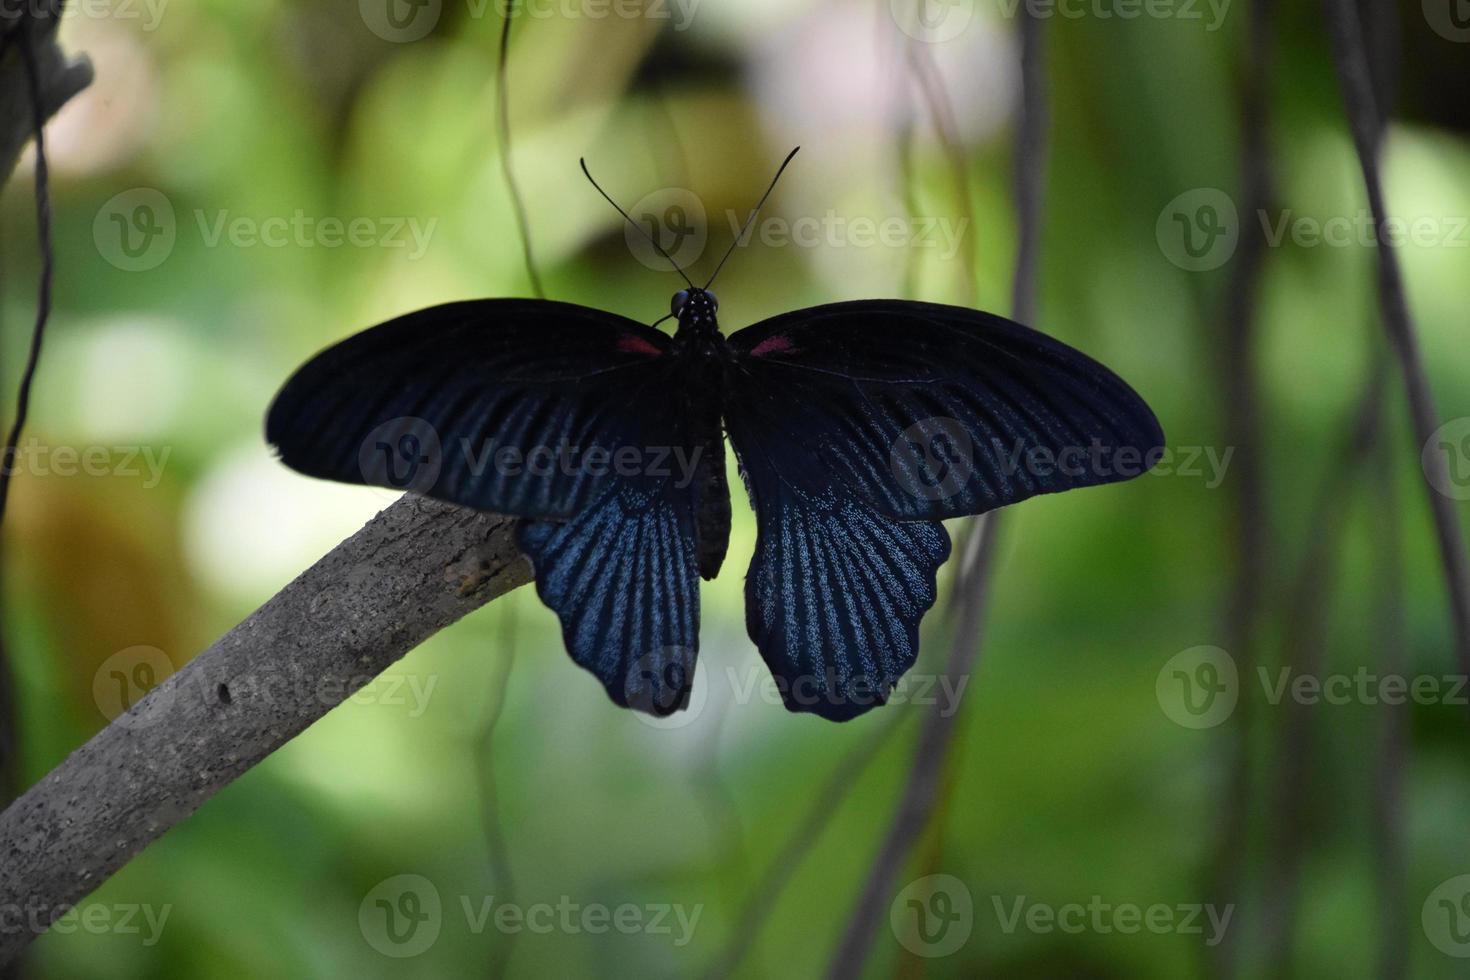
[0,495,530,964]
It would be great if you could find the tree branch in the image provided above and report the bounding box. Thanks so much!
[0,495,530,965]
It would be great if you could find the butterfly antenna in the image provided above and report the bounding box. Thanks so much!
[580,158,696,290]
[703,145,800,290]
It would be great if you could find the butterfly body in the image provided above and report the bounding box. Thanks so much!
[669,290,733,580]
[267,289,1164,721]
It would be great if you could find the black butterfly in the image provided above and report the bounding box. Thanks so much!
[266,151,1164,721]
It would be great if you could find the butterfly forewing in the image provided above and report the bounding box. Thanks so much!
[723,300,1165,522]
[266,299,683,519]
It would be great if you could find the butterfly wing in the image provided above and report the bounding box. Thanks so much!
[266,299,681,519]
[722,300,1164,719]
[266,298,703,715]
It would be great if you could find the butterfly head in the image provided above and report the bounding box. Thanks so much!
[671,287,720,336]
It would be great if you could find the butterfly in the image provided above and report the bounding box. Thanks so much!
[266,149,1165,721]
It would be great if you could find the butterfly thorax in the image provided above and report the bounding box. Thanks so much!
[670,288,722,347]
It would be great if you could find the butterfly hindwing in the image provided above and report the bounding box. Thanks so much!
[723,300,1163,720]
[741,469,950,721]
[518,480,701,716]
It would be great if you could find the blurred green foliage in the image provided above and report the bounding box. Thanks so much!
[3,0,1470,977]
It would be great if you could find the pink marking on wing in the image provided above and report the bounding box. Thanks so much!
[749,334,795,357]
[617,334,664,356]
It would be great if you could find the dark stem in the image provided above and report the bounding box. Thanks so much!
[1324,0,1470,692]
[475,598,519,980]
[824,15,1047,975]
[823,517,1003,979]
[699,712,910,980]
[0,22,55,525]
[497,1,545,299]
[1369,423,1408,980]
[1201,0,1275,974]
[1258,358,1387,974]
